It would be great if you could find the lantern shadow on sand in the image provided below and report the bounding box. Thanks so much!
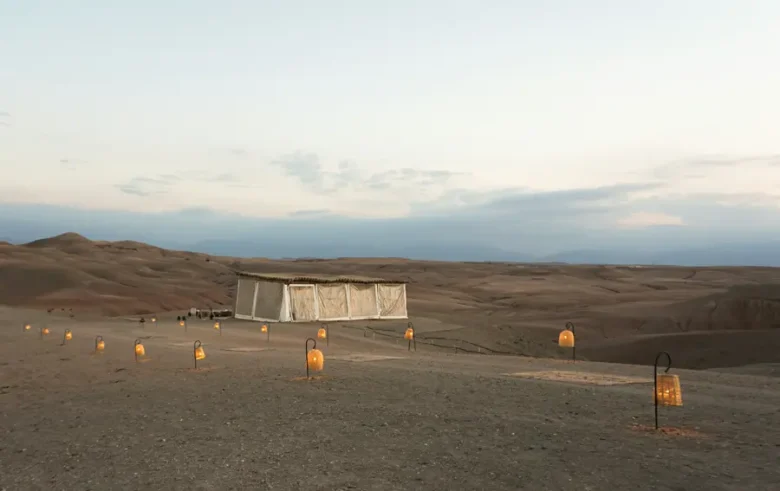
[558,322,575,362]
[134,339,145,363]
[194,340,206,368]
[653,351,682,430]
[405,322,416,352]
[305,337,324,378]
[95,336,105,353]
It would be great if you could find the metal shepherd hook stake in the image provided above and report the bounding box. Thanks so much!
[305,337,317,379]
[566,321,576,362]
[654,351,672,430]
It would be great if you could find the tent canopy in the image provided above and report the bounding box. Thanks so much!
[233,271,408,322]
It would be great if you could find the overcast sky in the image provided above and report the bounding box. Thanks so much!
[1,1,779,252]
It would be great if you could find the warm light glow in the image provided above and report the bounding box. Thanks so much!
[96,337,105,352]
[655,374,683,406]
[261,325,268,333]
[151,317,157,323]
[64,330,73,341]
[135,343,145,357]
[214,322,220,330]
[558,329,574,348]
[24,324,31,331]
[42,328,50,335]
[307,349,325,371]
[317,327,327,339]
[195,346,206,360]
[179,320,185,327]
[404,328,414,340]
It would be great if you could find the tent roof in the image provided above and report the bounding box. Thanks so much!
[235,271,406,284]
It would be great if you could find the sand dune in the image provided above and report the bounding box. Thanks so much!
[2,232,779,369]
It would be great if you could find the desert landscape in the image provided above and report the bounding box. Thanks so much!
[2,233,780,489]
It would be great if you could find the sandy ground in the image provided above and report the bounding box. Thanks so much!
[2,309,779,490]
[3,234,780,369]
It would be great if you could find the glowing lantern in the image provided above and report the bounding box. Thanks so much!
[95,336,105,352]
[305,337,324,377]
[40,327,50,338]
[317,328,327,339]
[558,329,574,348]
[179,320,185,327]
[213,321,220,330]
[653,351,682,429]
[134,339,145,362]
[194,340,206,368]
[656,374,683,407]
[64,329,73,341]
[404,328,414,340]
[24,323,31,332]
[405,322,417,351]
[261,324,268,333]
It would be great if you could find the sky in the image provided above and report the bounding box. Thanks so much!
[1,1,780,260]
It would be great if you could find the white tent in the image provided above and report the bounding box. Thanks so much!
[233,272,408,322]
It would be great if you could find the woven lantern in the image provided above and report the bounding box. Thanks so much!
[317,327,327,340]
[194,340,206,368]
[404,327,414,340]
[95,336,105,352]
[307,348,324,371]
[655,374,682,407]
[64,329,73,341]
[558,329,574,348]
[134,339,145,362]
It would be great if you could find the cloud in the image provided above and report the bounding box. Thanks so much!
[653,153,780,179]
[288,209,333,218]
[616,211,684,228]
[271,152,462,195]
[116,175,180,197]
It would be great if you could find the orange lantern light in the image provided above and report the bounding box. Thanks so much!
[653,351,682,429]
[261,324,268,333]
[558,329,574,348]
[64,329,73,341]
[134,339,145,362]
[95,335,105,352]
[24,323,32,332]
[213,321,220,330]
[305,338,324,377]
[40,327,50,338]
[194,340,206,368]
[179,320,185,327]
[404,328,414,340]
[317,327,327,339]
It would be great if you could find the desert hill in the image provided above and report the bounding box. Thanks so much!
[2,232,780,369]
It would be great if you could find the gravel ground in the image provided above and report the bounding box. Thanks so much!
[2,314,779,490]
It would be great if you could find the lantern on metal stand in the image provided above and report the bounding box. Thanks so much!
[405,322,416,352]
[318,324,329,346]
[653,351,682,429]
[305,337,324,378]
[95,335,105,353]
[558,321,575,362]
[134,339,145,363]
[194,340,206,368]
[214,321,221,336]
[62,329,73,345]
